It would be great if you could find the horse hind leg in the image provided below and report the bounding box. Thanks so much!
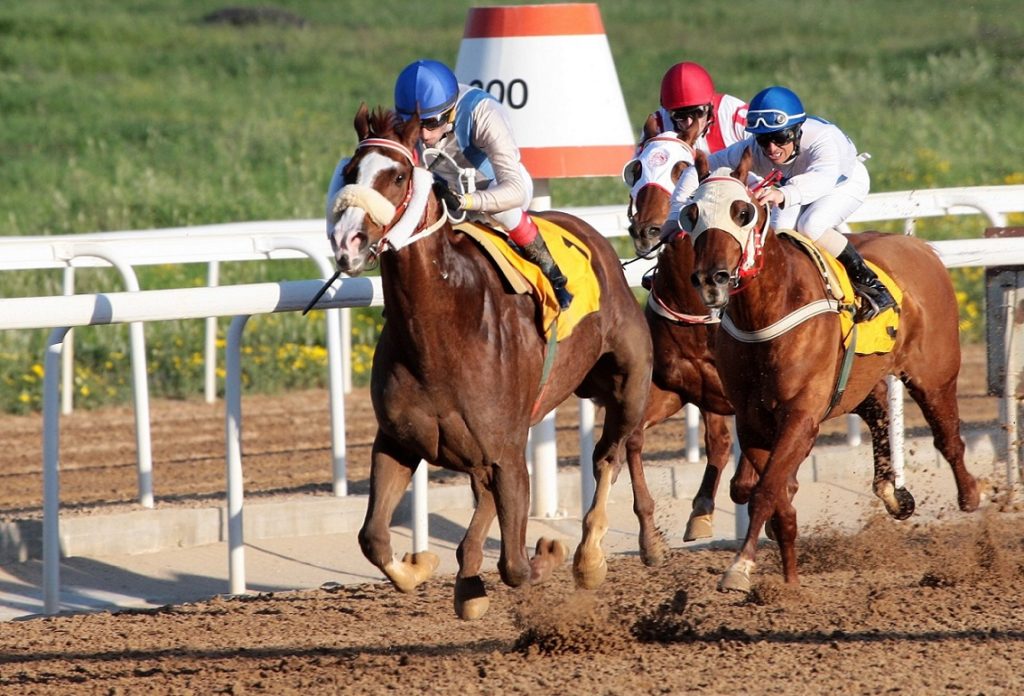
[684,411,732,541]
[901,372,980,511]
[856,382,916,519]
[359,436,439,593]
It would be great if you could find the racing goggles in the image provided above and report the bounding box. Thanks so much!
[418,110,453,131]
[670,104,710,124]
[754,128,799,148]
[746,108,804,131]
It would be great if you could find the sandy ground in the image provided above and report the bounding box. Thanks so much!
[1,343,1022,695]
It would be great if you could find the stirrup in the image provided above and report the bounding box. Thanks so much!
[853,285,895,322]
[552,283,573,310]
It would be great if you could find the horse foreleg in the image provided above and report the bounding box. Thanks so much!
[685,411,732,541]
[721,420,815,593]
[624,386,681,565]
[358,435,438,593]
[454,474,497,620]
[902,374,980,512]
[625,425,669,566]
[857,383,915,519]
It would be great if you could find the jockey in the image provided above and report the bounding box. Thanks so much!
[666,85,896,320]
[328,59,572,310]
[640,62,748,155]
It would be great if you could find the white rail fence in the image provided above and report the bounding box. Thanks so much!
[1,184,1022,612]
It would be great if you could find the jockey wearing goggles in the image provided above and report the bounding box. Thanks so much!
[328,59,571,308]
[637,62,748,156]
[665,85,895,320]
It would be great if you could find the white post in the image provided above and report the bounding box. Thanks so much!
[412,460,429,552]
[579,398,595,513]
[730,417,749,539]
[43,327,71,615]
[887,375,906,489]
[1003,281,1021,486]
[225,315,251,595]
[685,403,700,463]
[846,414,862,447]
[204,261,220,404]
[60,245,154,508]
[61,267,75,415]
[531,410,559,518]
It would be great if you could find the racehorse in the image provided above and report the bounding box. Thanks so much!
[685,148,980,592]
[621,115,739,551]
[329,104,653,619]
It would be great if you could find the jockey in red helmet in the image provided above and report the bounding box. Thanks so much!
[640,62,748,155]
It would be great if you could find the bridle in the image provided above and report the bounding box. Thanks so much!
[685,173,771,292]
[347,137,448,262]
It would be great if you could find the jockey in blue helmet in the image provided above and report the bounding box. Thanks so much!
[667,85,895,321]
[389,59,573,309]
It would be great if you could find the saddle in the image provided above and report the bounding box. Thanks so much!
[456,218,601,341]
[779,230,903,355]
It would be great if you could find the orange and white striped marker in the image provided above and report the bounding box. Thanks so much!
[455,3,634,179]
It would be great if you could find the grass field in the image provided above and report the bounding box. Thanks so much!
[1,1,1022,410]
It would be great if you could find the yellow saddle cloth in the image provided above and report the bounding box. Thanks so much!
[779,230,903,355]
[456,217,601,341]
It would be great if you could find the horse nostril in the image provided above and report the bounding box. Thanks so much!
[712,270,731,286]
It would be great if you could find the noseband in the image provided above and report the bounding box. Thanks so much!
[337,138,447,260]
[685,173,769,289]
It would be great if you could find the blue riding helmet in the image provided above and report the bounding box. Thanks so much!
[394,59,459,122]
[745,86,806,134]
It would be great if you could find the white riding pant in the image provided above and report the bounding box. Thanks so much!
[772,159,870,242]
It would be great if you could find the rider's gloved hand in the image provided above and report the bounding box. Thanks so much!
[434,177,465,214]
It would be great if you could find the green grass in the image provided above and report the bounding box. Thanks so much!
[1,0,1021,411]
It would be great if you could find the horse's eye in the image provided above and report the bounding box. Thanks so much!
[394,172,406,185]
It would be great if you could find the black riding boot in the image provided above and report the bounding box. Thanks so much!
[520,235,574,310]
[836,242,896,321]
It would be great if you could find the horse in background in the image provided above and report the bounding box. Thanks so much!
[621,115,739,553]
[329,104,653,618]
[686,149,980,592]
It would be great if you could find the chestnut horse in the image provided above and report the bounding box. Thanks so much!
[621,116,738,549]
[685,150,980,592]
[329,105,653,618]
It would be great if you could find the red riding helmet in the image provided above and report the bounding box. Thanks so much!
[659,62,716,110]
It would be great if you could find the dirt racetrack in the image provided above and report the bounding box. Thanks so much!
[1,344,1023,695]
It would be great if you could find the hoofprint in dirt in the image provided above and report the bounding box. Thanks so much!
[0,344,999,517]
[0,513,1021,695]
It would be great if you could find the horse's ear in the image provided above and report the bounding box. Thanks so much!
[396,112,421,153]
[355,102,371,141]
[642,113,659,142]
[695,150,710,181]
[735,147,753,183]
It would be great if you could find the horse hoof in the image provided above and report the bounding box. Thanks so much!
[384,551,439,593]
[529,538,568,585]
[640,531,670,567]
[454,576,489,620]
[572,545,608,590]
[958,479,980,512]
[683,513,713,542]
[718,559,755,593]
[894,486,916,519]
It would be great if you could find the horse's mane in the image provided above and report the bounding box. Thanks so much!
[365,107,400,138]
